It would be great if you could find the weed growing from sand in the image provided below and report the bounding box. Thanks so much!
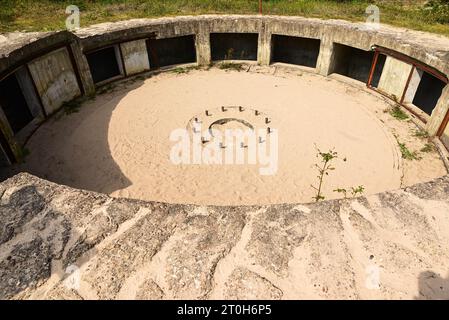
[390,106,409,120]
[171,66,201,74]
[97,83,116,95]
[219,62,244,71]
[421,143,435,153]
[414,129,430,138]
[217,47,246,71]
[398,141,419,160]
[63,100,82,115]
[334,186,365,199]
[17,146,30,162]
[311,147,346,202]
[171,67,188,74]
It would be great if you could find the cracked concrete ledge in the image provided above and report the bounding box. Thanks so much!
[1,172,449,300]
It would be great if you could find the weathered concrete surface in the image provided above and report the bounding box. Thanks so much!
[1,172,448,300]
[378,56,413,101]
[27,47,81,115]
[428,85,449,136]
[120,39,150,76]
[443,123,449,151]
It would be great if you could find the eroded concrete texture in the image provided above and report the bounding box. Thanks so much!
[0,173,449,300]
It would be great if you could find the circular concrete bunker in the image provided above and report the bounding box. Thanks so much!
[2,15,449,301]
[1,15,449,206]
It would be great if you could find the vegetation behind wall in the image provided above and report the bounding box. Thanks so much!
[1,0,449,36]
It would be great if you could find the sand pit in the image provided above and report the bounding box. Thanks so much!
[10,66,447,205]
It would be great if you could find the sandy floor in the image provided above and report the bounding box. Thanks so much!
[5,66,447,205]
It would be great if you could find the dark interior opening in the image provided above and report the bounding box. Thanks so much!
[86,46,122,84]
[147,35,196,70]
[271,35,320,68]
[412,71,446,116]
[210,33,258,61]
[332,43,385,86]
[0,73,34,134]
[0,130,14,166]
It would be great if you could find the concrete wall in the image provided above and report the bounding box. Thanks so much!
[442,124,449,150]
[27,47,81,115]
[120,39,150,75]
[1,15,449,161]
[427,85,449,135]
[377,56,413,101]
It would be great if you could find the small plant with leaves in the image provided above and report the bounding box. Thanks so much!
[350,185,365,197]
[421,143,435,153]
[390,106,409,120]
[398,141,419,160]
[63,100,82,115]
[171,67,189,74]
[17,146,30,162]
[333,188,348,199]
[414,129,429,139]
[311,147,346,202]
[219,62,244,71]
[171,65,200,75]
[334,185,365,199]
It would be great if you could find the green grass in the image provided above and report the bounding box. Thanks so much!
[398,141,419,160]
[218,62,244,71]
[390,106,409,121]
[414,129,430,138]
[170,65,201,74]
[1,0,449,36]
[14,145,30,162]
[421,143,436,153]
[62,99,82,115]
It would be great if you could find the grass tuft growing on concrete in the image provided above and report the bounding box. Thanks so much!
[390,106,409,121]
[218,62,244,71]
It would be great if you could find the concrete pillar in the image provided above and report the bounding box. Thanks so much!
[120,39,150,75]
[70,42,96,96]
[15,66,44,119]
[377,56,413,101]
[196,21,211,66]
[441,120,449,150]
[426,84,449,136]
[258,21,271,66]
[403,68,423,104]
[316,37,334,76]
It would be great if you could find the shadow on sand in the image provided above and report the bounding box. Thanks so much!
[0,77,150,196]
[416,270,449,300]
